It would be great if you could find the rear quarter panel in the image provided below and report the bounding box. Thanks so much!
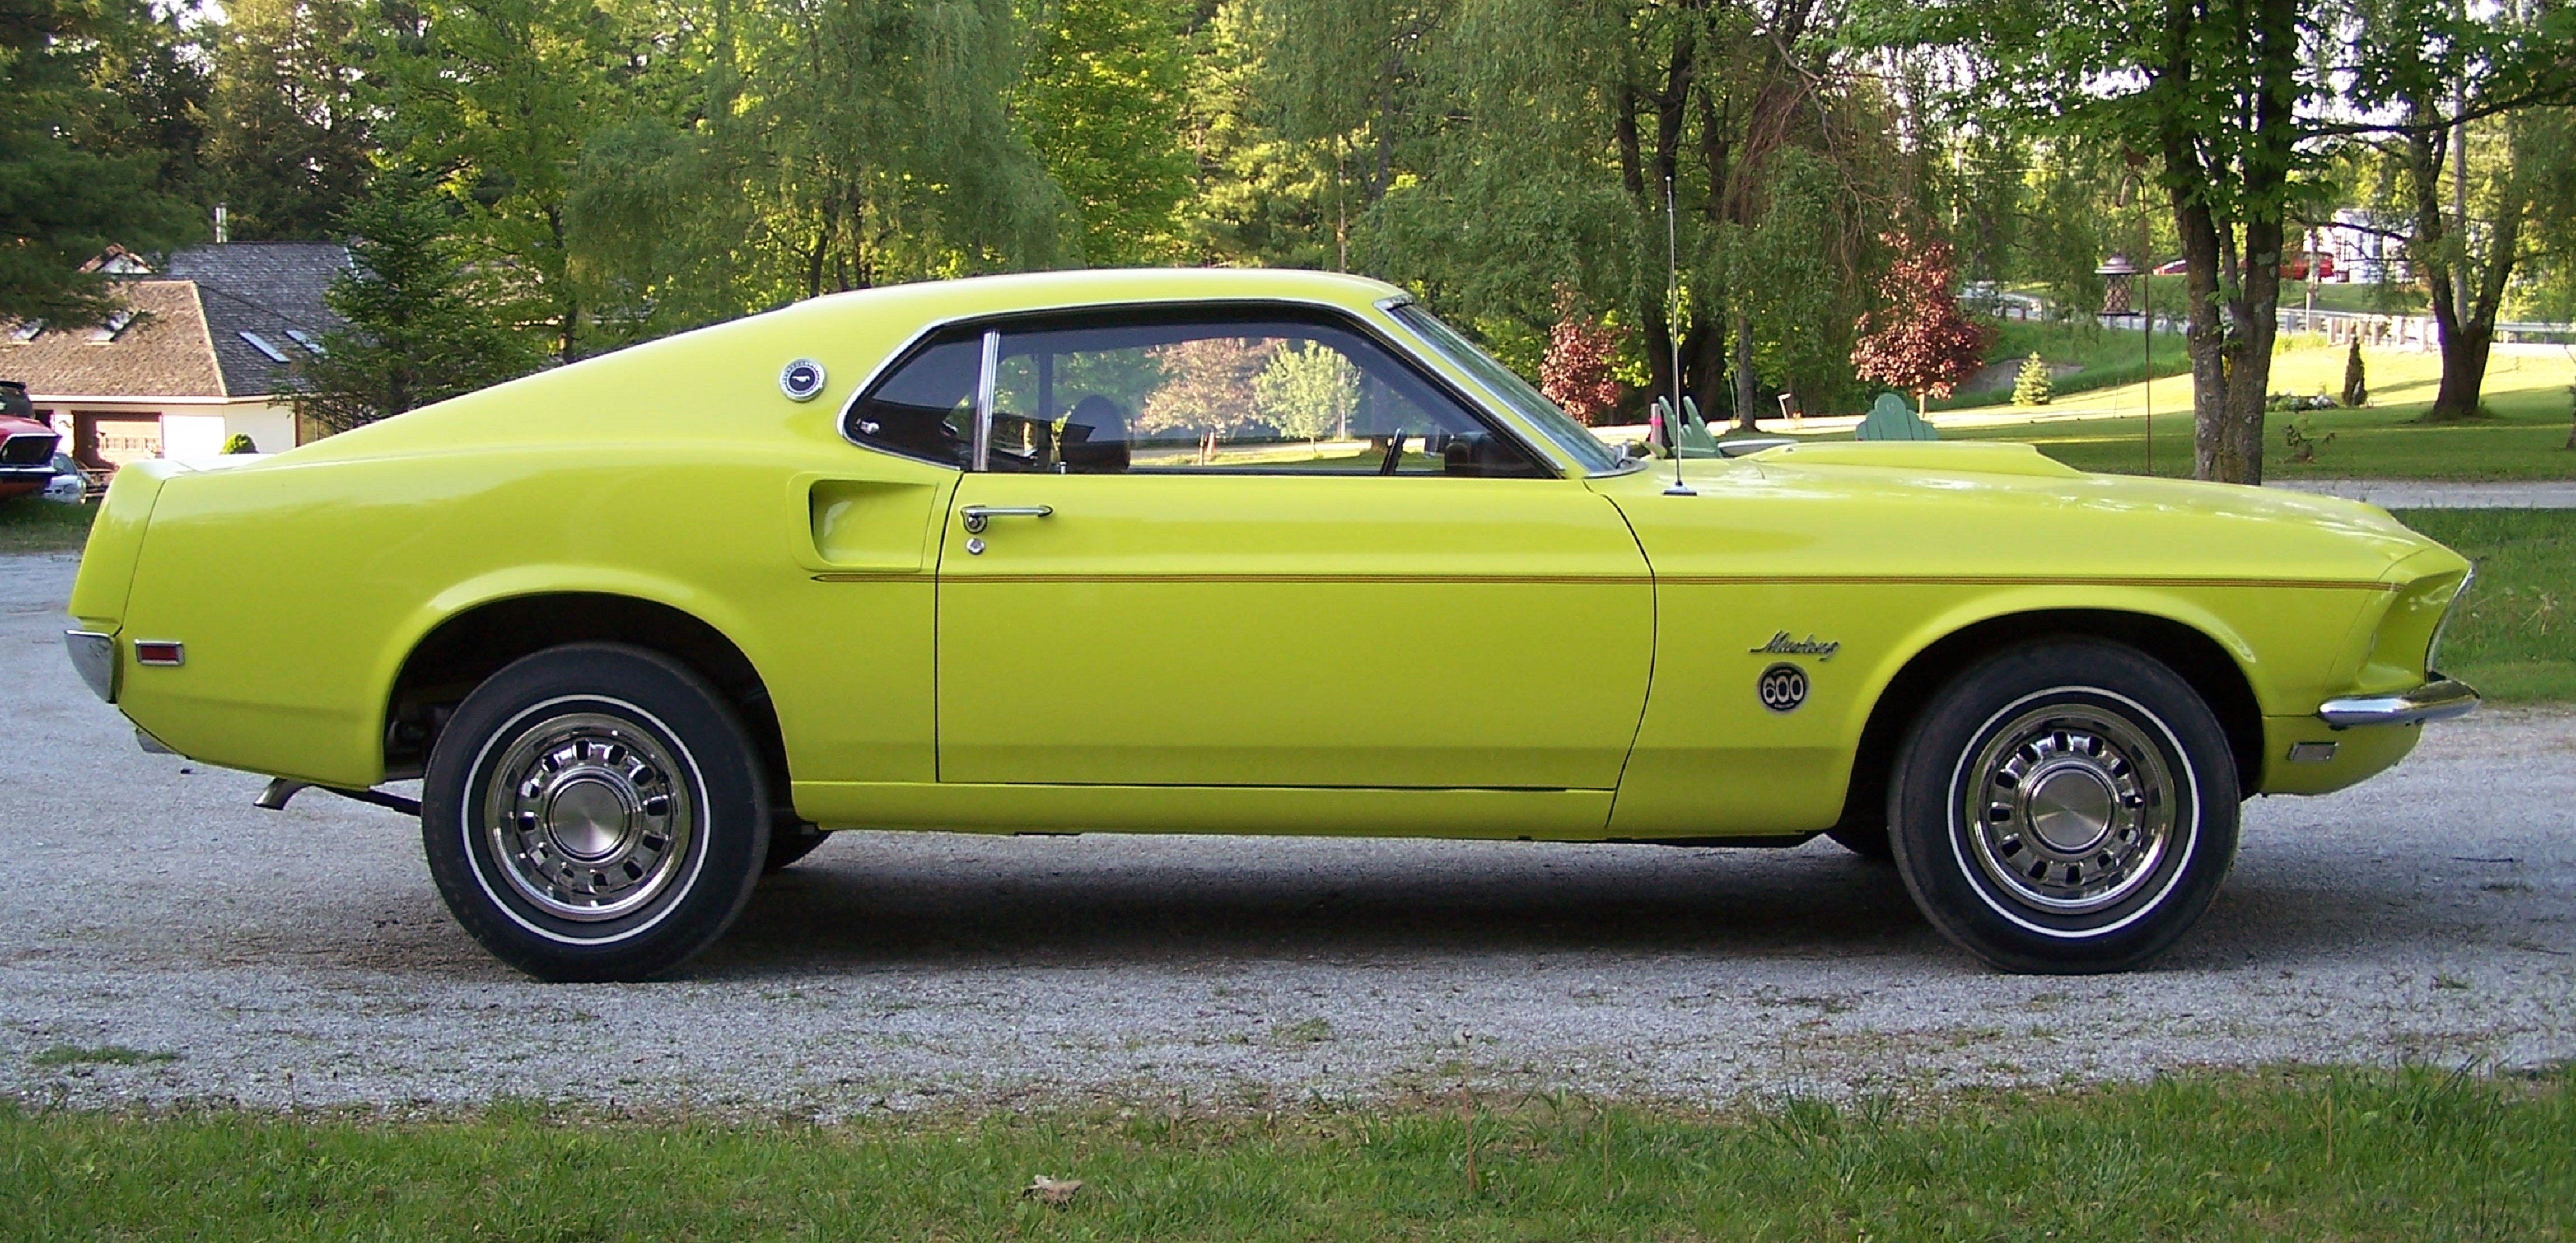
[109,296,954,791]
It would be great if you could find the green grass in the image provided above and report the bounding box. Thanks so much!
[0,497,95,554]
[1935,317,2194,412]
[2390,510,2576,703]
[7,1068,2574,1239]
[1921,342,2576,480]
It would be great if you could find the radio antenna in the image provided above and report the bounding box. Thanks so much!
[1663,174,1694,496]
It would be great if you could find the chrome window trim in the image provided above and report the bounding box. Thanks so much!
[970,329,998,474]
[833,293,1571,478]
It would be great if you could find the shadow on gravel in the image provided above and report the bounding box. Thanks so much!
[689,836,1941,978]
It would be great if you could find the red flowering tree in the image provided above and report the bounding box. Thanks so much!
[1850,231,1992,418]
[1539,294,1626,426]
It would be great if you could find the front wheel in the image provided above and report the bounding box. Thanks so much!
[1887,641,2239,973]
[422,644,771,982]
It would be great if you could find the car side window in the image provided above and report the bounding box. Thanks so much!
[844,333,981,468]
[983,314,1545,478]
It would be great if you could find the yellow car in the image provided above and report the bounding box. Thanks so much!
[62,268,2477,981]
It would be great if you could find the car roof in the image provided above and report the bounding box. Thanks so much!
[790,267,1411,324]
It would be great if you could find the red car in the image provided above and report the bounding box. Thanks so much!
[0,381,60,501]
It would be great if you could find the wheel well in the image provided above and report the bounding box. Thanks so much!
[1835,610,2265,831]
[384,594,790,800]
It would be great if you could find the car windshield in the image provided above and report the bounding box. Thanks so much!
[1385,302,1626,475]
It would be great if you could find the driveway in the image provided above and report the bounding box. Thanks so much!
[4,552,2572,1115]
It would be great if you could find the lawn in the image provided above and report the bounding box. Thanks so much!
[1923,340,2576,480]
[2391,509,2576,704]
[0,497,95,554]
[1933,317,2193,412]
[8,1067,2575,1239]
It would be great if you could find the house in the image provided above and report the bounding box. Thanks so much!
[0,242,349,473]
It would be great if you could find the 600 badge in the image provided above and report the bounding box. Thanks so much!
[1757,662,1809,713]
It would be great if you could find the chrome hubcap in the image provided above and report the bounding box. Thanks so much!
[1965,704,2174,914]
[481,712,694,922]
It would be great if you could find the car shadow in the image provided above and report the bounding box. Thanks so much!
[686,833,1945,978]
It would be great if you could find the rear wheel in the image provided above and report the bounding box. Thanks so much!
[1887,641,2239,973]
[422,644,771,982]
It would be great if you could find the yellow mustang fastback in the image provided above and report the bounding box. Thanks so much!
[63,268,2477,981]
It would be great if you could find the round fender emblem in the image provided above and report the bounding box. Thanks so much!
[1758,662,1808,713]
[778,358,828,401]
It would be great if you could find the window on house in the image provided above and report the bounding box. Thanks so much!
[87,310,136,343]
[8,320,44,343]
[284,329,325,355]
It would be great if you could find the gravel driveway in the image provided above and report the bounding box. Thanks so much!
[5,551,2572,1115]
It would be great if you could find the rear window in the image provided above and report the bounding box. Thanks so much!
[843,332,981,468]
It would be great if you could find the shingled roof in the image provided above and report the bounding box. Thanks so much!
[0,242,349,401]
[159,243,350,396]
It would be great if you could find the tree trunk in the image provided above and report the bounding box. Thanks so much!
[1732,309,1759,431]
[2427,317,2495,420]
[1683,317,1725,425]
[2158,0,2297,485]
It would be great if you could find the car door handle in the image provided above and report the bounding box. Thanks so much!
[959,504,1052,534]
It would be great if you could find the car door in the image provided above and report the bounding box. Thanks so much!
[929,306,1654,791]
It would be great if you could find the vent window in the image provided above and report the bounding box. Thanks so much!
[7,320,44,343]
[284,329,325,355]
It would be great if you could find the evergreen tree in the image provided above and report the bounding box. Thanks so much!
[0,0,197,322]
[204,0,371,241]
[1175,0,1338,269]
[2013,352,2052,406]
[288,172,538,432]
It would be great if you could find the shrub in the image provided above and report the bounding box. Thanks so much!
[2012,353,2052,406]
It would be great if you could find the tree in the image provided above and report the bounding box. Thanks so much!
[1539,298,1625,425]
[365,0,625,365]
[1174,0,1339,269]
[1016,0,1195,265]
[1137,337,1274,444]
[288,172,538,432]
[1265,0,1894,427]
[2013,352,2052,405]
[0,0,197,323]
[1908,0,2323,482]
[2342,0,2576,422]
[1850,231,1991,414]
[204,0,371,240]
[564,0,1070,342]
[1252,341,1359,443]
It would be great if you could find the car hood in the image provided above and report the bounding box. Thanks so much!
[1595,441,2437,586]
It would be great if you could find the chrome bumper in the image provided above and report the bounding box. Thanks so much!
[2316,677,2480,728]
[65,629,115,703]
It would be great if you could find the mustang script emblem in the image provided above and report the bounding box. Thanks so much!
[1750,630,1840,661]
